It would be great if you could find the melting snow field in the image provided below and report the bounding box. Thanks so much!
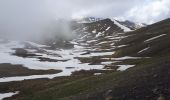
[0,91,19,100]
[0,39,147,83]
[0,40,110,82]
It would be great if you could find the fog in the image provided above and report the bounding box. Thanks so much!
[0,0,77,41]
[0,0,63,41]
[0,0,169,41]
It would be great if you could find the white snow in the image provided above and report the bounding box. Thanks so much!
[87,40,97,43]
[0,65,103,83]
[94,73,102,75]
[83,27,87,30]
[80,34,88,39]
[70,41,78,45]
[138,47,150,53]
[97,41,108,45]
[134,22,146,29]
[106,27,111,31]
[111,19,131,32]
[0,91,19,100]
[107,36,127,40]
[92,29,97,33]
[0,40,113,82]
[102,56,143,60]
[105,36,114,38]
[74,45,84,49]
[117,45,128,48]
[101,61,113,65]
[117,65,135,71]
[96,32,103,38]
[144,34,166,43]
[0,38,143,83]
[79,52,114,57]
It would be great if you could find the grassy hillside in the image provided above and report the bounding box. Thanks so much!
[2,18,170,100]
[114,18,170,57]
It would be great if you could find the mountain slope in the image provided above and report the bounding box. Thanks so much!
[1,18,170,100]
[114,18,170,57]
[117,20,146,30]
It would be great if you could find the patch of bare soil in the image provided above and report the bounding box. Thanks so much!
[0,63,61,78]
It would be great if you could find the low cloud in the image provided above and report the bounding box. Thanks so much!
[0,0,169,40]
[125,0,170,24]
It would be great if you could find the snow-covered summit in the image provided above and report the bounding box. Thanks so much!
[73,17,104,23]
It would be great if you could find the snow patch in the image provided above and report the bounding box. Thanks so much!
[94,73,102,75]
[138,47,150,53]
[144,34,166,43]
[0,40,110,82]
[111,19,131,32]
[79,52,114,57]
[0,64,103,83]
[92,29,97,33]
[101,61,113,65]
[117,45,128,48]
[117,65,135,71]
[0,91,19,100]
[102,56,143,60]
[106,27,111,31]
[96,32,103,38]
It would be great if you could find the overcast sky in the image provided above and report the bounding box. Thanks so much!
[44,0,170,23]
[0,0,170,40]
[0,0,170,23]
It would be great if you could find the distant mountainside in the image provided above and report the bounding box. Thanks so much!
[41,17,137,49]
[117,20,146,30]
[73,17,104,23]
[73,17,145,29]
[69,18,146,53]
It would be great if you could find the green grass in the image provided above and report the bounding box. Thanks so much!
[3,54,168,100]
